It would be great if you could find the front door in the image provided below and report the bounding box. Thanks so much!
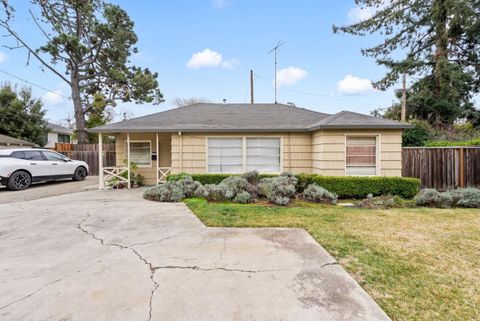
[158,141,172,167]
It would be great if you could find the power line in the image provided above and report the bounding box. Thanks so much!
[0,68,71,99]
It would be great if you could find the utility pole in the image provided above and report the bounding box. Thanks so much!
[401,72,407,122]
[250,69,254,104]
[268,41,285,104]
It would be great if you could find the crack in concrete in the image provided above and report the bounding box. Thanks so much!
[320,261,339,268]
[153,265,286,274]
[77,212,159,321]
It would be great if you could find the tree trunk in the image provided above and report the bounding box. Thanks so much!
[71,74,88,144]
[433,0,448,98]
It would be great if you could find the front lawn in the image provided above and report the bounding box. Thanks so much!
[185,199,480,321]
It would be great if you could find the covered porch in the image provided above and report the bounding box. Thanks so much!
[98,132,173,189]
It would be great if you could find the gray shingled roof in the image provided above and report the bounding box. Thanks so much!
[47,122,73,135]
[309,110,411,130]
[89,103,411,133]
[0,134,36,146]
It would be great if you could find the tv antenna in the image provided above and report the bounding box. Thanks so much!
[268,41,285,104]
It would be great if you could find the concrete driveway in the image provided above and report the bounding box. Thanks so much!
[0,189,391,321]
[0,176,98,204]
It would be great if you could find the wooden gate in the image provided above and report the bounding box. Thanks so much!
[54,143,116,176]
[402,147,480,190]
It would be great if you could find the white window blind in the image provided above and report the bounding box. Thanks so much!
[208,138,243,173]
[346,137,377,176]
[246,138,281,172]
[126,142,151,166]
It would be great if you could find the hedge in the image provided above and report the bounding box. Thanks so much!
[168,173,421,199]
[296,174,420,199]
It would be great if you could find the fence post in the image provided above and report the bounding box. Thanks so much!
[459,147,465,188]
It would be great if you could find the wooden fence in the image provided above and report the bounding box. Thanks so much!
[54,143,116,176]
[402,147,480,190]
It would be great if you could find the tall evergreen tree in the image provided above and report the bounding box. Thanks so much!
[0,0,163,143]
[0,84,49,146]
[334,0,480,126]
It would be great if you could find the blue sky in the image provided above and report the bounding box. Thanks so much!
[0,0,401,125]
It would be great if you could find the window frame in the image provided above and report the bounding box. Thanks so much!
[206,136,283,174]
[125,140,152,168]
[344,134,381,176]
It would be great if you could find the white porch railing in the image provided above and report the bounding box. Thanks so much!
[157,167,172,183]
[102,166,129,188]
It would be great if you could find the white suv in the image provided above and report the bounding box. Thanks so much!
[0,148,89,191]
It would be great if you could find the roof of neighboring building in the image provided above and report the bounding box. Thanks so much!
[89,103,412,133]
[47,122,73,135]
[0,134,36,146]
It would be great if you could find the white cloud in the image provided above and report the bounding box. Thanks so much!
[186,48,240,70]
[0,52,7,63]
[42,90,66,105]
[337,75,373,93]
[276,67,307,88]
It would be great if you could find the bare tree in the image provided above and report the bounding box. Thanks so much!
[172,97,210,108]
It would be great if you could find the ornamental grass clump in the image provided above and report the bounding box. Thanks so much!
[302,183,338,204]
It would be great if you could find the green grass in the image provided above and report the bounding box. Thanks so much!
[185,198,480,321]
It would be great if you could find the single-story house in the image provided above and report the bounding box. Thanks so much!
[90,103,411,187]
[45,122,73,148]
[0,133,36,150]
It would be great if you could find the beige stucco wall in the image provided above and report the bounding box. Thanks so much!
[115,132,171,185]
[114,129,403,185]
[312,129,402,176]
[171,132,313,175]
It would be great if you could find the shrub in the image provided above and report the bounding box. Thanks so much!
[402,119,432,147]
[193,185,208,198]
[356,195,403,209]
[259,172,298,206]
[143,174,201,202]
[168,173,277,185]
[296,175,420,199]
[143,182,185,202]
[219,174,259,198]
[203,184,231,202]
[415,188,480,208]
[302,184,337,204]
[233,191,252,204]
[456,188,480,208]
[414,189,440,206]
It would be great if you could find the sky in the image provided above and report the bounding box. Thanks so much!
[0,0,402,126]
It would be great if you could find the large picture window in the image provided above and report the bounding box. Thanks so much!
[126,141,151,166]
[208,137,281,174]
[246,138,281,172]
[346,137,377,176]
[208,138,243,173]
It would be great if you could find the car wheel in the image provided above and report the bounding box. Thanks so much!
[73,167,87,181]
[7,171,32,191]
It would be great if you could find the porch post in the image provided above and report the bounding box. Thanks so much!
[156,132,159,185]
[127,132,131,189]
[98,133,104,190]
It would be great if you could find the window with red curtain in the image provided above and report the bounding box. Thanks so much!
[346,137,377,175]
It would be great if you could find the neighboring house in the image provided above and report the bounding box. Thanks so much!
[45,122,73,148]
[0,134,36,150]
[90,103,411,186]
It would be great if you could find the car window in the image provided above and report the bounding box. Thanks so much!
[23,151,45,161]
[42,151,66,161]
[11,151,25,159]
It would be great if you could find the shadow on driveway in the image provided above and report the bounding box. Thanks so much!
[0,176,98,204]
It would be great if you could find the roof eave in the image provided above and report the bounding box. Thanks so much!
[88,127,311,133]
[309,124,413,130]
